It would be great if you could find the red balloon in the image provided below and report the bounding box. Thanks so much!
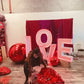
[0,66,11,76]
[50,57,59,66]
[50,51,59,66]
[9,43,26,63]
[0,56,2,63]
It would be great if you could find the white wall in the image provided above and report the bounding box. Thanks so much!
[1,0,84,13]
[4,10,84,53]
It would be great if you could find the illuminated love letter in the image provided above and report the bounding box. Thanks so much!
[36,29,52,47]
[26,36,32,57]
[48,44,56,63]
[39,44,56,64]
[58,38,73,62]
[36,29,56,64]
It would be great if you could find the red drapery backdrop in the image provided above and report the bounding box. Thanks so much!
[26,19,73,49]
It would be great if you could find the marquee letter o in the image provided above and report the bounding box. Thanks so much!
[36,29,52,48]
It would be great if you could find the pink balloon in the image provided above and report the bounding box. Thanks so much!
[9,43,26,63]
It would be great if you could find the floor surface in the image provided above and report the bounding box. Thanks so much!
[0,56,84,84]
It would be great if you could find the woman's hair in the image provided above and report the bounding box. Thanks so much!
[32,47,40,55]
[25,47,47,76]
[25,51,33,76]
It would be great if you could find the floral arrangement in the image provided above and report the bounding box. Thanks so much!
[37,67,64,84]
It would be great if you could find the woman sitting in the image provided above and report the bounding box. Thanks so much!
[24,47,47,84]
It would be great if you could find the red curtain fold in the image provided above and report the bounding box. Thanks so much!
[26,21,40,49]
[63,19,73,48]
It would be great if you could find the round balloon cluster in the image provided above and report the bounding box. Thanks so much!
[9,43,26,63]
[37,67,64,84]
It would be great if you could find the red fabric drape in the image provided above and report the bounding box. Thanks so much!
[26,19,73,49]
[63,19,73,38]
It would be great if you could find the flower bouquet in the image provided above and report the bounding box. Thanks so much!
[37,67,64,84]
